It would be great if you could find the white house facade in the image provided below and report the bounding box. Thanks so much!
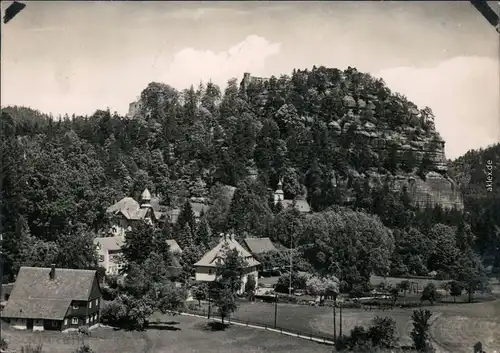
[93,235,125,276]
[194,234,260,294]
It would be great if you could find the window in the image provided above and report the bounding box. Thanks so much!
[88,301,92,308]
[64,319,68,325]
[52,320,58,328]
[208,269,212,275]
[95,298,99,307]
[94,314,97,322]
[72,317,78,325]
[85,317,89,324]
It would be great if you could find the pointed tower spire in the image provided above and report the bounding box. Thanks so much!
[274,177,284,205]
[140,188,152,209]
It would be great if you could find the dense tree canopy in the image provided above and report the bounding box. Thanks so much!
[0,66,496,289]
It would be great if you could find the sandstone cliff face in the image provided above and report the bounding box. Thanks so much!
[339,95,463,210]
[240,73,463,210]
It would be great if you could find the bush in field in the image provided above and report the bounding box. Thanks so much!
[73,344,96,353]
[420,283,439,304]
[20,345,44,353]
[0,338,7,350]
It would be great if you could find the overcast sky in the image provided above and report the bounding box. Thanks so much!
[1,1,499,159]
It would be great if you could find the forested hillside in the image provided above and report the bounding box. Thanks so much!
[0,66,497,289]
[448,143,500,267]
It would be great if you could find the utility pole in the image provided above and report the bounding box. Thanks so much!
[339,301,343,337]
[274,292,278,329]
[207,286,211,320]
[333,293,337,341]
[0,234,3,288]
[288,235,293,296]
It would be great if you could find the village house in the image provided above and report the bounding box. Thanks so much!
[94,235,183,278]
[242,237,278,258]
[1,266,102,332]
[93,235,125,276]
[274,179,311,213]
[106,188,166,236]
[194,234,260,295]
[166,185,236,224]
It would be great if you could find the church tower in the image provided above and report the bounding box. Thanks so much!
[274,178,284,205]
[140,188,152,209]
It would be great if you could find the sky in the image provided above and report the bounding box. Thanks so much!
[1,1,499,159]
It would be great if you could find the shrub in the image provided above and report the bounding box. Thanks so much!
[0,338,7,350]
[420,283,439,304]
[21,345,44,353]
[73,344,96,353]
[369,316,398,348]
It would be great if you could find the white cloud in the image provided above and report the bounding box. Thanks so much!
[162,35,282,90]
[377,56,500,159]
[1,35,281,117]
[163,7,249,20]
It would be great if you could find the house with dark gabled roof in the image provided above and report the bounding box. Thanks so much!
[1,266,102,332]
[243,237,278,257]
[106,189,167,236]
[194,234,260,294]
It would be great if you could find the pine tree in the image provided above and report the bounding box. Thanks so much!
[177,200,195,231]
[195,219,211,250]
[122,222,157,265]
[178,223,194,251]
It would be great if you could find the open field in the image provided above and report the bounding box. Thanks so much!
[188,297,500,353]
[1,315,333,353]
[147,314,333,353]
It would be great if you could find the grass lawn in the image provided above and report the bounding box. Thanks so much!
[188,296,500,353]
[0,322,148,353]
[147,314,333,353]
[1,315,334,353]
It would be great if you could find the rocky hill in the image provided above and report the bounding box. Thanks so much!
[238,69,463,210]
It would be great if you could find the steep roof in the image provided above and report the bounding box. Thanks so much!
[141,188,152,201]
[2,298,72,320]
[243,237,277,255]
[281,199,311,213]
[166,239,183,254]
[2,267,97,320]
[194,236,260,268]
[94,236,124,252]
[107,197,166,221]
[106,197,139,214]
[189,202,210,218]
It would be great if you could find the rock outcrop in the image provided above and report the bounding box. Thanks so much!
[240,73,463,210]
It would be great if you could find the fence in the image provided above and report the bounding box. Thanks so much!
[182,306,336,346]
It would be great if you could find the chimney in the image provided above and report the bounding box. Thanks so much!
[49,264,56,280]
